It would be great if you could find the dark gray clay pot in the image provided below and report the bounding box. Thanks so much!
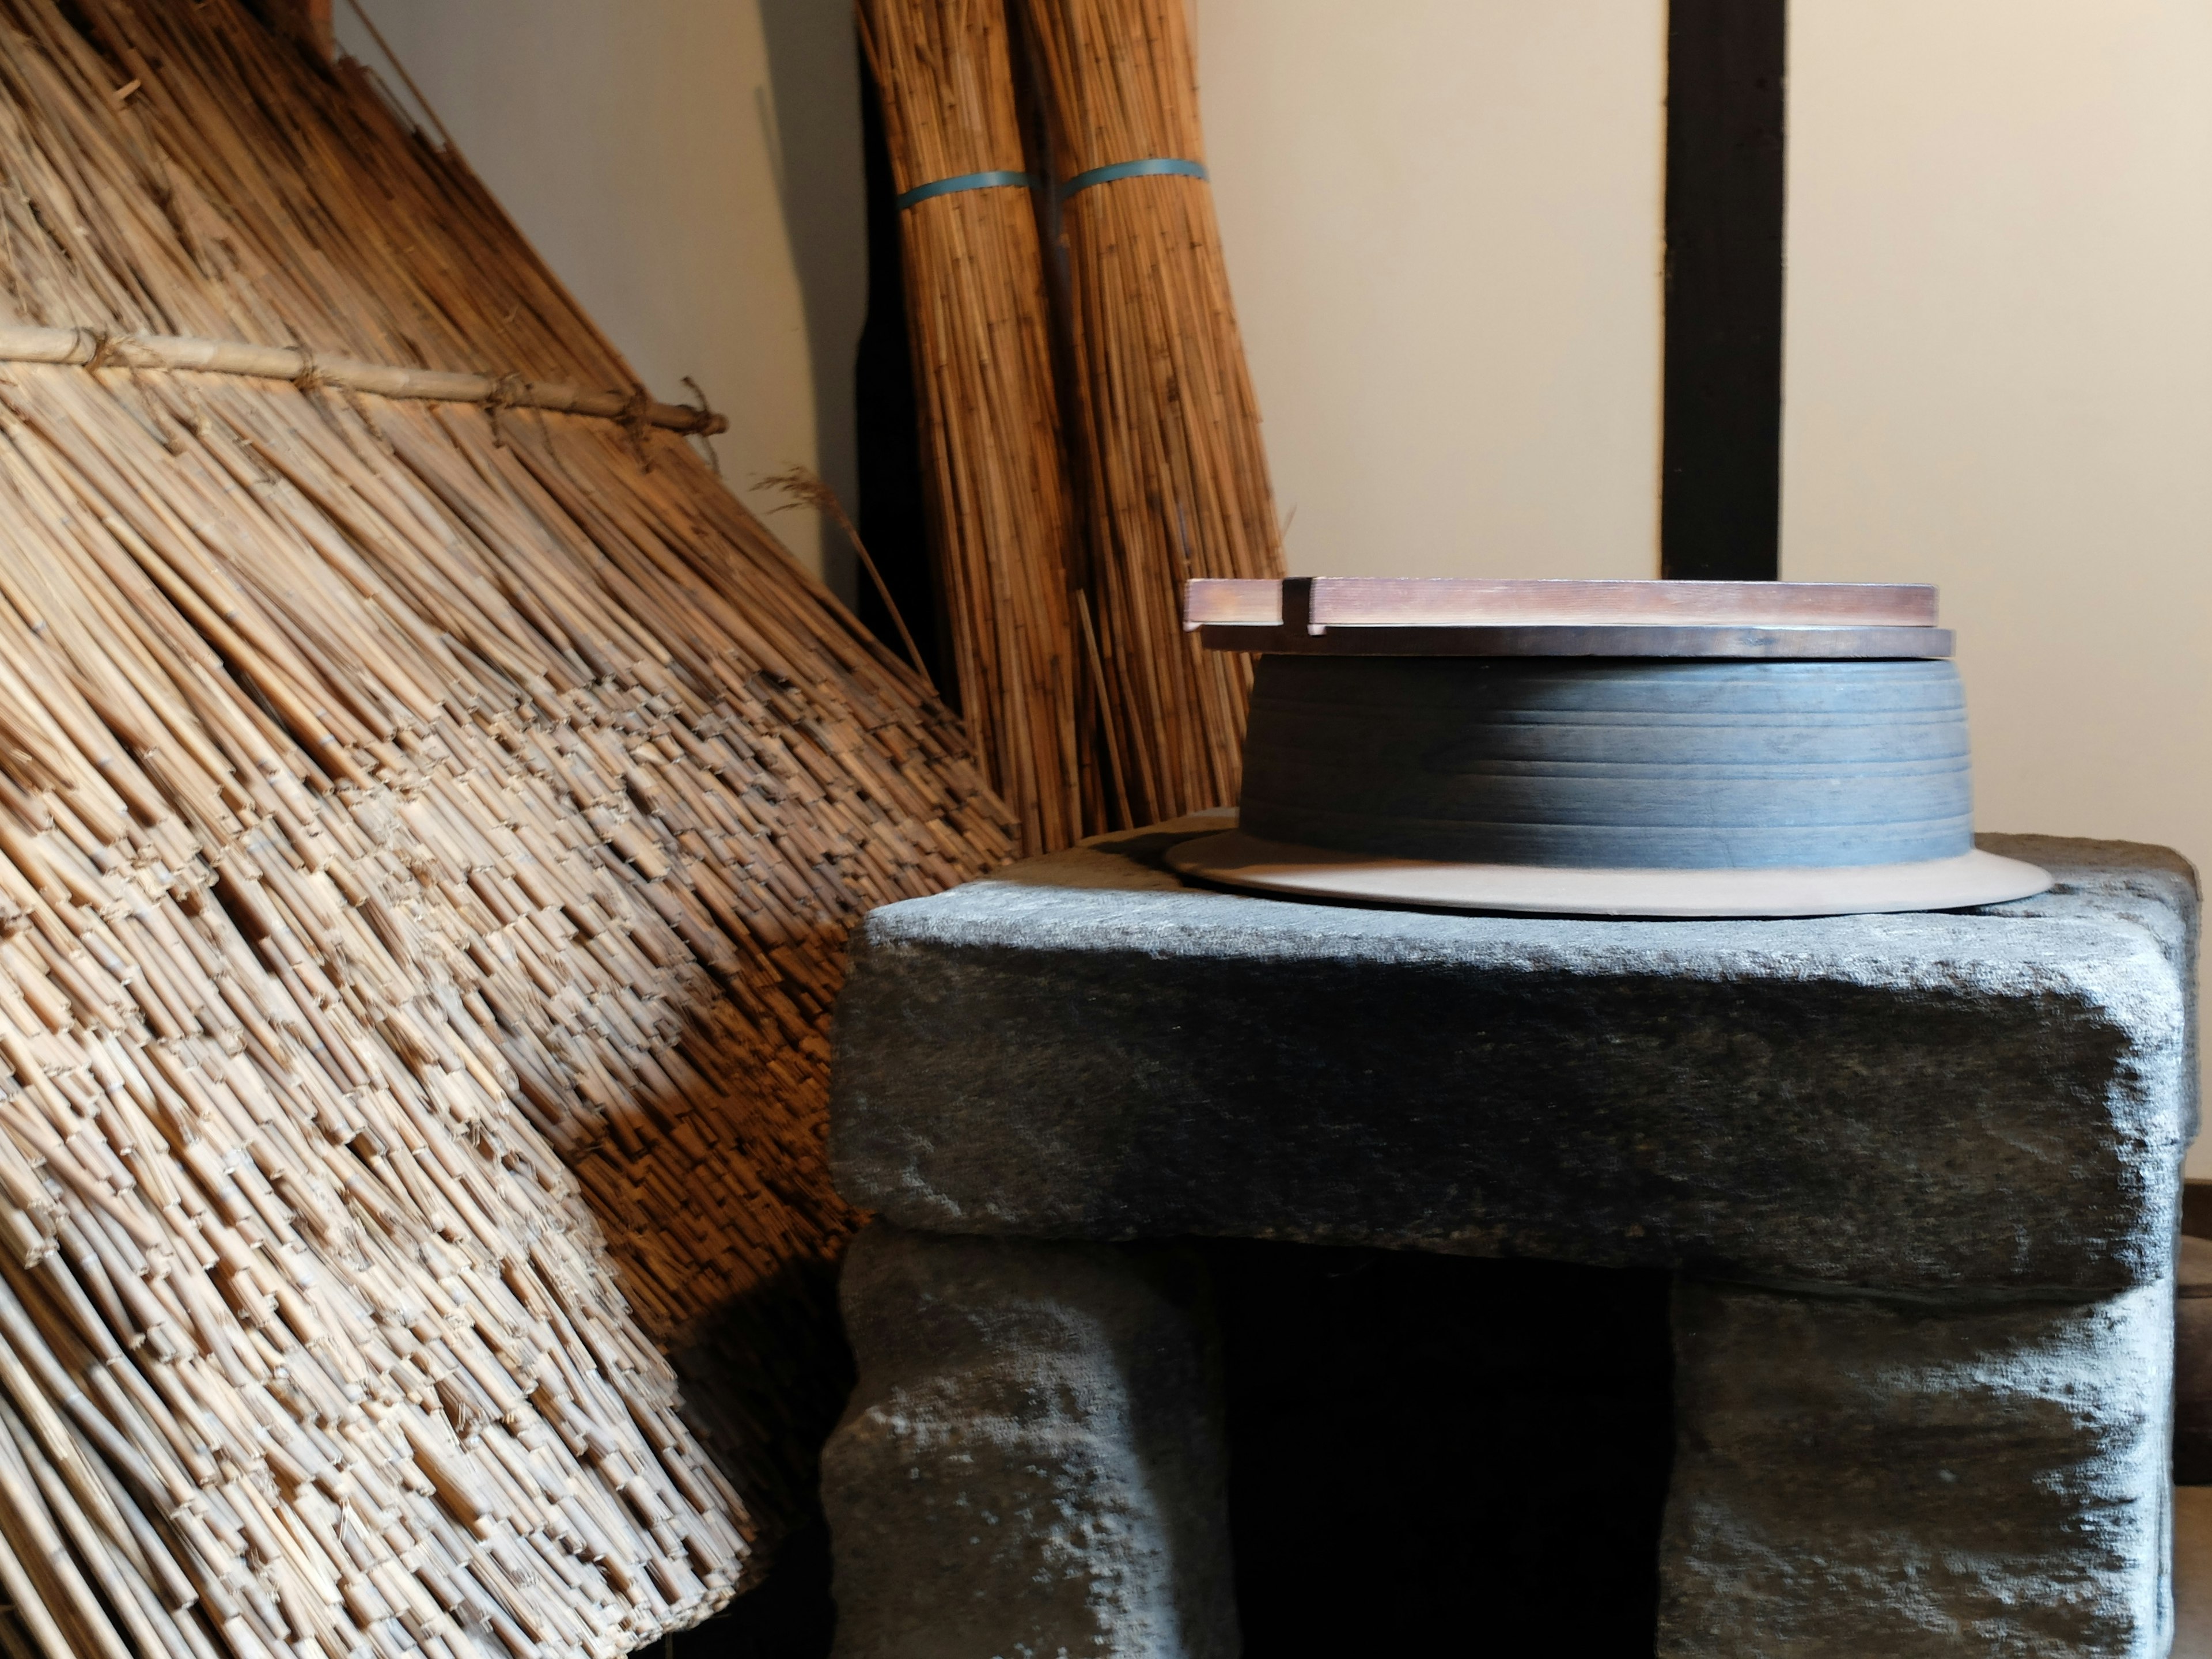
[1239,656,1973,870]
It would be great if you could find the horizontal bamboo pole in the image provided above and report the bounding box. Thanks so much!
[0,325,728,436]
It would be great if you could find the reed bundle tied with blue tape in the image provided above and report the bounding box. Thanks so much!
[858,0,1097,855]
[1021,0,1286,824]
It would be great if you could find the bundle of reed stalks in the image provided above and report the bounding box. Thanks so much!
[857,0,1099,853]
[0,2,1014,1656]
[1019,0,1285,824]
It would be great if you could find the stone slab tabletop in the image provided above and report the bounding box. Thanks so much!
[830,820,2198,1294]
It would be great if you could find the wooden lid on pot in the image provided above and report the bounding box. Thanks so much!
[1186,577,1952,659]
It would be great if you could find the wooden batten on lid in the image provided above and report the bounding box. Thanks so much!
[1185,577,1952,659]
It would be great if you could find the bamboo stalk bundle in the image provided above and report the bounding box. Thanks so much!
[858,0,1097,853]
[1019,0,1285,823]
[0,1,1016,1656]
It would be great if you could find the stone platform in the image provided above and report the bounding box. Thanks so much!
[823,820,2198,1658]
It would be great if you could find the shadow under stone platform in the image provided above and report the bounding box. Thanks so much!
[1202,1241,1673,1657]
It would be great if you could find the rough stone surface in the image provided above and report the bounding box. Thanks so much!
[820,1224,1237,1659]
[1660,1276,2174,1658]
[830,820,2196,1291]
[1982,832,2200,1123]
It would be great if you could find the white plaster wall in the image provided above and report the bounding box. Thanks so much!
[334,0,865,596]
[1195,0,1668,580]
[1780,0,2212,1167]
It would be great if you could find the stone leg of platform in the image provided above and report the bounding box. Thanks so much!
[1660,1277,2175,1658]
[819,1224,1238,1659]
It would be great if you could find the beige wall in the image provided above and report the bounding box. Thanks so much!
[1196,0,1668,581]
[1781,0,2212,1166]
[334,0,867,597]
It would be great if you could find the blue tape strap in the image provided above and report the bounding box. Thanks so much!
[1057,156,1210,200]
[895,169,1033,211]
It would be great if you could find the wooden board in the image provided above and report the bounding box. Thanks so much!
[1185,577,1939,631]
[1199,623,1952,660]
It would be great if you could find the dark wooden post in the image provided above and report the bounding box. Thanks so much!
[1661,1,1787,581]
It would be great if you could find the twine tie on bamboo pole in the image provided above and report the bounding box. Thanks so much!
[78,330,124,374]
[480,371,527,448]
[287,345,325,395]
[621,385,656,469]
[679,377,723,476]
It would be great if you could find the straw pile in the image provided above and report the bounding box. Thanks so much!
[1021,0,1285,824]
[0,3,1012,1658]
[857,0,1096,853]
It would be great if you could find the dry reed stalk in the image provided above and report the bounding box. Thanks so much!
[1017,0,1285,823]
[0,1,1018,1656]
[758,464,931,688]
[858,0,1096,853]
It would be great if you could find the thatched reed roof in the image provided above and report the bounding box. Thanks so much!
[0,3,1010,1656]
